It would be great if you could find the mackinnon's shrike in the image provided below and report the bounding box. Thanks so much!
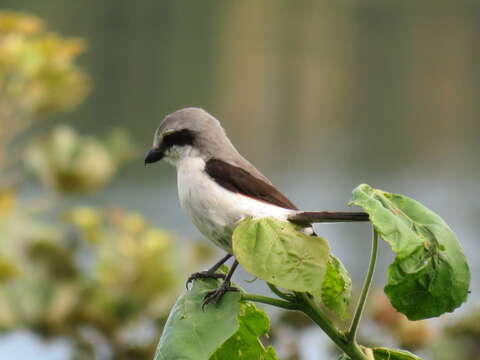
[145,107,367,306]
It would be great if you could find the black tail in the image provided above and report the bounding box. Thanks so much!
[289,211,369,224]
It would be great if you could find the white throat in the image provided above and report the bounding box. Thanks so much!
[163,145,201,167]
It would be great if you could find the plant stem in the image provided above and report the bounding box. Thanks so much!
[348,227,379,342]
[267,282,294,300]
[296,292,345,344]
[241,293,299,310]
[244,290,370,359]
[296,293,369,360]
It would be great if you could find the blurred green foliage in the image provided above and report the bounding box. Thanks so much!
[0,201,213,358]
[0,10,89,184]
[25,125,135,193]
[0,11,212,359]
[0,11,88,115]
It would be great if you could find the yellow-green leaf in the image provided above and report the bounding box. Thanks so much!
[210,302,278,360]
[232,217,330,297]
[321,255,352,319]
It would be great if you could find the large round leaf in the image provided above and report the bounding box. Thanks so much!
[154,277,279,360]
[154,278,241,360]
[232,217,330,297]
[350,184,470,320]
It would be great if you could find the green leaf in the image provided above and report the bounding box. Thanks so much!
[210,302,278,360]
[340,347,423,360]
[155,278,279,360]
[154,278,241,360]
[232,217,330,297]
[350,184,470,320]
[321,255,352,319]
[372,347,423,360]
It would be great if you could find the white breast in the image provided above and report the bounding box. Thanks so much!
[176,157,295,252]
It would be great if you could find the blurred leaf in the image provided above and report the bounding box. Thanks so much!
[103,128,137,165]
[65,206,102,243]
[0,11,89,117]
[28,239,77,279]
[210,302,278,360]
[0,202,199,357]
[0,11,44,34]
[232,217,330,298]
[0,189,16,215]
[0,11,90,178]
[25,125,116,193]
[122,212,146,234]
[350,184,470,320]
[321,255,352,319]
[154,278,242,360]
[84,208,179,308]
[372,347,423,360]
[0,255,18,282]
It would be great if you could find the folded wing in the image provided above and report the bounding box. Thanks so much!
[205,158,298,210]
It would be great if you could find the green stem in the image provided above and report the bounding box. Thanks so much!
[244,291,349,350]
[296,293,369,360]
[244,290,369,359]
[267,282,294,301]
[296,292,345,343]
[347,227,379,342]
[241,293,299,310]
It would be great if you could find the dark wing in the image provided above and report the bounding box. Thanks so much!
[205,158,298,210]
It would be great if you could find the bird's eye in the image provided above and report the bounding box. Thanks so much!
[162,129,195,148]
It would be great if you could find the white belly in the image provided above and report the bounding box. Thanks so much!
[176,157,295,252]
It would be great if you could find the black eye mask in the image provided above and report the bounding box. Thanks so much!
[162,129,195,148]
[144,129,195,164]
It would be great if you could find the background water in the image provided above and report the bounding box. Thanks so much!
[1,1,479,359]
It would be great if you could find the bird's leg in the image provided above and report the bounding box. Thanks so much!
[186,253,232,289]
[202,260,239,310]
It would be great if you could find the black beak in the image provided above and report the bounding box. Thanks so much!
[144,147,164,165]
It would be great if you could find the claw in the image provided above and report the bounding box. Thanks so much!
[185,271,226,289]
[201,283,239,311]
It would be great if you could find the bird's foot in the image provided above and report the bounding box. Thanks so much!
[202,281,239,310]
[186,271,226,289]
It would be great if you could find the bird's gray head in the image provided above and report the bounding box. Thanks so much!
[144,107,234,166]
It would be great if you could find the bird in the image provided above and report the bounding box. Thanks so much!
[145,107,367,307]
